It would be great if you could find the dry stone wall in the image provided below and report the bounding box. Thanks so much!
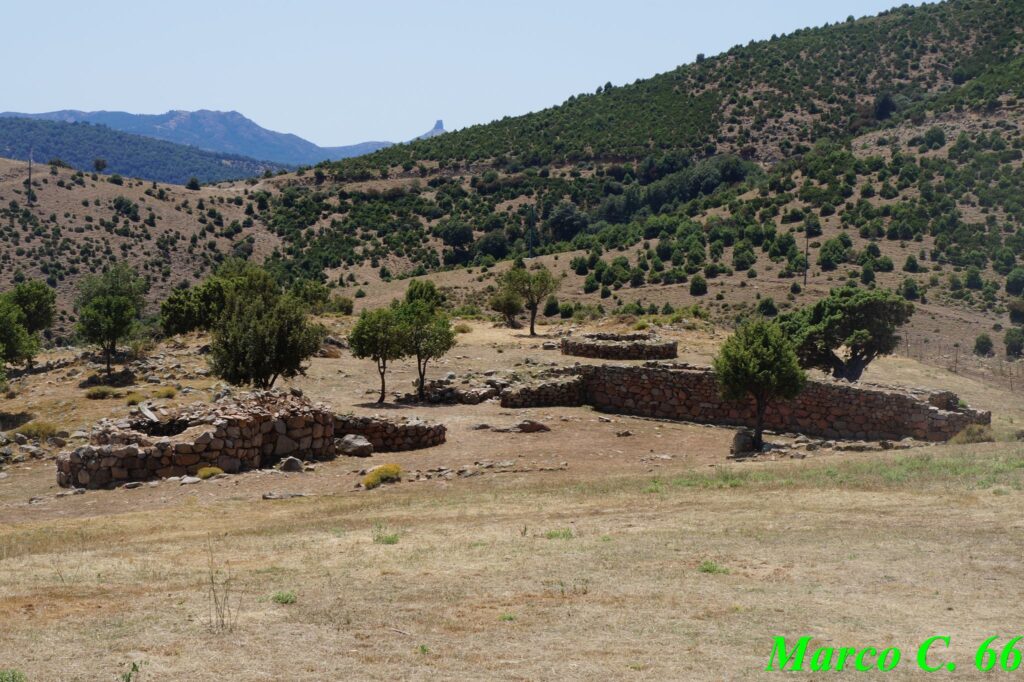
[56,392,335,489]
[560,332,677,360]
[334,414,446,451]
[501,363,989,442]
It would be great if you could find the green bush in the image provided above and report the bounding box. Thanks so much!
[272,590,297,604]
[949,424,995,444]
[0,670,27,682]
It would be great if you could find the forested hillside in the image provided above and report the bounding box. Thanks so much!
[0,118,288,184]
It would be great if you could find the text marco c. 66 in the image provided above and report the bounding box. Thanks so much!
[767,636,1024,672]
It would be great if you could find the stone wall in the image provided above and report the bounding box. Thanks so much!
[335,414,446,451]
[560,332,677,360]
[56,392,335,489]
[501,363,990,442]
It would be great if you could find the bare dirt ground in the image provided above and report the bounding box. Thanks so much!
[1,321,1023,680]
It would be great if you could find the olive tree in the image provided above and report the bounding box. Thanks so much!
[714,319,806,451]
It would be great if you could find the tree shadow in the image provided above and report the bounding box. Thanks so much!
[78,369,136,389]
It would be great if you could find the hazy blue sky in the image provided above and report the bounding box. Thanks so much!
[5,0,928,145]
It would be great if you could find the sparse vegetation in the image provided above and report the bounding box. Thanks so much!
[363,464,402,490]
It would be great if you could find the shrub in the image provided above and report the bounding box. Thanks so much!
[324,295,354,315]
[974,334,994,356]
[14,420,58,440]
[543,295,560,317]
[197,466,224,480]
[271,590,297,604]
[689,275,708,296]
[85,386,118,400]
[363,463,402,489]
[949,424,995,444]
[1006,328,1024,358]
[453,322,472,334]
[125,392,144,405]
[0,671,27,682]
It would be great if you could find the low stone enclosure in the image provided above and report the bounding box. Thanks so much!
[57,391,446,489]
[560,332,678,360]
[501,362,990,442]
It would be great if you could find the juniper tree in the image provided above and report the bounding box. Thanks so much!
[714,319,806,451]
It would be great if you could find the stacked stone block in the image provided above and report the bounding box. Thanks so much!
[500,363,989,442]
[335,414,446,451]
[560,332,678,360]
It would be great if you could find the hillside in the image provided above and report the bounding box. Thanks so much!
[0,0,1022,381]
[0,118,289,184]
[0,110,447,166]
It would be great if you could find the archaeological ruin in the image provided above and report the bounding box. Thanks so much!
[560,332,678,360]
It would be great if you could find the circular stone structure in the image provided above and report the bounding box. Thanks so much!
[560,332,678,360]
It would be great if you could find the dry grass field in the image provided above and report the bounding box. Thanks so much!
[1,320,1023,680]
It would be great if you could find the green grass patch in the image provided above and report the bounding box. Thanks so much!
[950,424,995,444]
[271,590,297,605]
[0,672,26,682]
[698,560,729,575]
[152,386,177,399]
[544,528,574,540]
[125,392,144,406]
[372,522,400,545]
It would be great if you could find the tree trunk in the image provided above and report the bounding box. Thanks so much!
[105,342,113,377]
[417,358,427,402]
[753,397,767,452]
[832,355,870,382]
[377,361,387,403]
[529,305,538,336]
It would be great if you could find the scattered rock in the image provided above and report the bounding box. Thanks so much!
[279,456,304,472]
[515,419,550,433]
[337,434,374,457]
[180,476,202,485]
[263,491,308,500]
[616,430,633,437]
[123,481,143,489]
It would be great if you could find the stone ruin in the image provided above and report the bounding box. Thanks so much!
[335,414,446,451]
[500,362,990,442]
[56,391,446,489]
[560,332,678,360]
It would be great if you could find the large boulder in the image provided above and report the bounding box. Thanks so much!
[337,434,374,457]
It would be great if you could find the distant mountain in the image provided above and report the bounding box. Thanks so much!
[0,117,288,185]
[0,110,446,166]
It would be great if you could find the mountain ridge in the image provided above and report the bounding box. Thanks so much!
[0,109,445,166]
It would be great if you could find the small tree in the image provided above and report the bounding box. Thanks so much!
[75,264,147,376]
[186,177,201,191]
[499,265,559,335]
[93,158,107,173]
[489,290,523,328]
[209,280,325,388]
[713,319,806,451]
[77,295,137,376]
[399,301,456,401]
[0,299,38,370]
[348,307,406,403]
[3,280,56,334]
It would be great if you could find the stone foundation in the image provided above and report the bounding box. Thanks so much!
[500,363,990,442]
[335,414,446,451]
[560,332,677,360]
[56,391,335,489]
